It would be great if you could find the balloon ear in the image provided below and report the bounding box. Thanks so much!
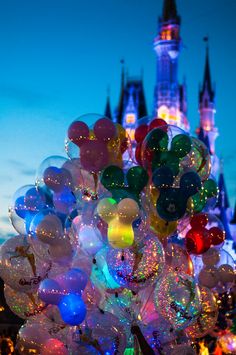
[170,134,192,158]
[180,171,201,198]
[152,167,174,189]
[97,198,117,223]
[126,166,149,193]
[100,165,125,191]
[145,128,169,152]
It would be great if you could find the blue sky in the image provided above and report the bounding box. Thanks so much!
[0,0,236,239]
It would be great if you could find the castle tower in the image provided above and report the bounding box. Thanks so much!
[197,42,218,155]
[153,0,189,131]
[104,89,112,120]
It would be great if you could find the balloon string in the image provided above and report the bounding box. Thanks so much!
[92,172,98,194]
[131,325,155,355]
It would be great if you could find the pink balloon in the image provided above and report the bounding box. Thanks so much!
[94,118,116,141]
[67,121,89,147]
[80,140,109,173]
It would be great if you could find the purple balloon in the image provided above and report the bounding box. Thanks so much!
[53,187,76,215]
[55,268,88,294]
[38,278,63,305]
[94,118,116,141]
[80,140,109,173]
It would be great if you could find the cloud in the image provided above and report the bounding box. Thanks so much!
[0,85,52,107]
[20,168,35,177]
[6,159,35,178]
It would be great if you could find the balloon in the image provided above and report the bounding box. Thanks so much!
[55,268,88,294]
[0,235,51,292]
[67,120,89,147]
[72,309,126,354]
[36,156,74,193]
[31,213,64,245]
[93,118,116,141]
[107,233,165,291]
[4,285,45,319]
[80,140,109,173]
[17,322,51,354]
[41,338,68,355]
[165,243,194,275]
[198,266,219,288]
[185,286,218,338]
[48,238,74,266]
[97,197,139,249]
[58,294,86,325]
[38,278,63,305]
[154,271,201,330]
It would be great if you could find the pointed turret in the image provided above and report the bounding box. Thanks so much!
[197,39,218,165]
[104,89,112,120]
[161,0,180,25]
[230,201,236,225]
[199,44,215,103]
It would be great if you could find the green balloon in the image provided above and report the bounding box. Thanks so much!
[203,178,218,198]
[127,166,149,192]
[145,128,168,152]
[171,134,192,158]
[191,189,207,213]
[100,165,124,190]
[152,151,180,176]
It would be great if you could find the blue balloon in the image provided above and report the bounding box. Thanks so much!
[14,196,27,218]
[24,187,46,211]
[59,294,86,325]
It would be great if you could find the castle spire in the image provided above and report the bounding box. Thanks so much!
[230,200,236,225]
[197,38,218,160]
[162,0,180,24]
[104,87,112,120]
[200,38,214,102]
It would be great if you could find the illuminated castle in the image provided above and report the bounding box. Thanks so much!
[105,0,236,256]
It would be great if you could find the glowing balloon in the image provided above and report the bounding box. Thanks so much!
[107,233,165,291]
[58,294,86,325]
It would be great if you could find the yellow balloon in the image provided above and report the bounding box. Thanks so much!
[97,198,117,223]
[117,198,140,224]
[150,213,177,241]
[108,217,134,249]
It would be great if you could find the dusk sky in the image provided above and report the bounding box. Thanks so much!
[0,0,236,241]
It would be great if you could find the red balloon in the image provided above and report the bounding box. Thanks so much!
[134,124,148,143]
[190,213,208,229]
[94,118,116,141]
[185,227,210,255]
[149,118,168,132]
[135,142,142,166]
[209,227,225,246]
[68,121,89,147]
[80,140,109,173]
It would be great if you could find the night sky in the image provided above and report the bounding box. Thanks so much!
[0,0,236,240]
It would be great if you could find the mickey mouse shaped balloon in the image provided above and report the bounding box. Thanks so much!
[97,197,140,248]
[100,165,149,204]
[152,166,201,222]
[67,117,117,174]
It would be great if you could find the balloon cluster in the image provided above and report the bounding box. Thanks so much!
[0,114,235,354]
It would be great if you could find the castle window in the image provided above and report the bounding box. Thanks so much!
[126,113,135,124]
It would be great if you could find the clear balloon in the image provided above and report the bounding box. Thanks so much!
[154,271,201,330]
[107,232,165,291]
[0,235,51,292]
[4,285,46,319]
